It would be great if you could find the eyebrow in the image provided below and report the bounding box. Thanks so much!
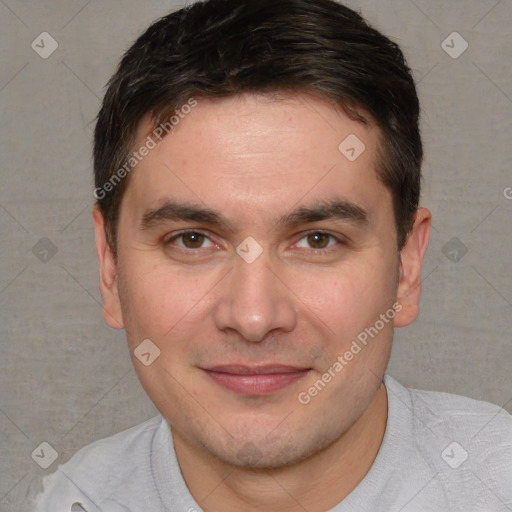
[140,198,369,232]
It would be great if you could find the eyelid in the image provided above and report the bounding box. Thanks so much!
[165,229,218,248]
[292,230,347,250]
[165,228,347,252]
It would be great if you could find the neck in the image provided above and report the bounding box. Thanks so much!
[173,383,388,512]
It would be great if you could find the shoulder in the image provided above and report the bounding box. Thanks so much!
[384,375,512,505]
[385,374,512,435]
[405,378,512,439]
[34,415,165,512]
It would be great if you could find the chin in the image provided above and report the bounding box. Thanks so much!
[201,428,335,470]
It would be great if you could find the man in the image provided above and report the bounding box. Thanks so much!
[36,0,512,510]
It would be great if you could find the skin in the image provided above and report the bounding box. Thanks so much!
[93,92,431,511]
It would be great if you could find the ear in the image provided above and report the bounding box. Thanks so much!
[394,207,432,328]
[92,205,124,329]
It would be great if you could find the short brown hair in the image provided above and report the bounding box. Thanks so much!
[94,0,422,257]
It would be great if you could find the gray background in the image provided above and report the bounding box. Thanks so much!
[1,0,511,510]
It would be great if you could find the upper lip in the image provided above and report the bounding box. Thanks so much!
[204,365,311,375]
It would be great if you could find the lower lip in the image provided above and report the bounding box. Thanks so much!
[203,370,310,396]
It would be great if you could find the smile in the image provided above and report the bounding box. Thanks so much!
[202,365,312,396]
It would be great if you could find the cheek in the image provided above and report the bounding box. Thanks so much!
[293,260,392,332]
[117,259,185,342]
[118,253,223,351]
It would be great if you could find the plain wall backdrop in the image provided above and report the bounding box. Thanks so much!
[1,0,511,510]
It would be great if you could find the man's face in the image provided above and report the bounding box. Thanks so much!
[97,93,412,468]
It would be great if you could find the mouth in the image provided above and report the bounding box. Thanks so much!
[202,365,312,396]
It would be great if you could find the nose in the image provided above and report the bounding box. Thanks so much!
[214,250,298,343]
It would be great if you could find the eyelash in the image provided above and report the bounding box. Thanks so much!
[164,229,345,254]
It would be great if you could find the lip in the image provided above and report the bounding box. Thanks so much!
[202,365,311,396]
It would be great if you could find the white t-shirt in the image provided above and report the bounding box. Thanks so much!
[34,375,512,511]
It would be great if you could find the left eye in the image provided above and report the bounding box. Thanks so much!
[295,232,339,250]
[166,231,215,249]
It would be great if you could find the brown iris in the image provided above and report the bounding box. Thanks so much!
[181,232,205,248]
[307,232,330,249]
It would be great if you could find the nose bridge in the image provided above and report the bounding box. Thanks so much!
[214,248,297,342]
[234,252,275,305]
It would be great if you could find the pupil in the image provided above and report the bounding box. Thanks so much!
[309,233,328,248]
[184,233,203,248]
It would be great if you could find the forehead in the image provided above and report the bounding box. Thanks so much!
[122,92,390,226]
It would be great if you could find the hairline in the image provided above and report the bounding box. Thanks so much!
[102,89,401,256]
